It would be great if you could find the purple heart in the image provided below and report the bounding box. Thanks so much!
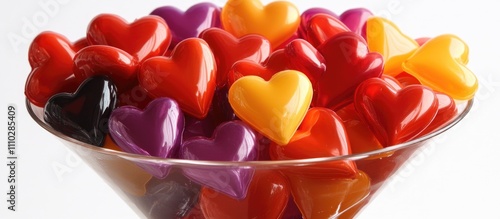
[298,8,338,39]
[151,2,221,48]
[180,121,258,199]
[339,8,373,38]
[108,97,184,178]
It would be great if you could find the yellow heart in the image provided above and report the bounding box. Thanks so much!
[366,17,419,76]
[228,70,313,145]
[221,0,300,50]
[402,34,478,100]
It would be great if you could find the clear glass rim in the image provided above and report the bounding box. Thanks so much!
[26,98,473,167]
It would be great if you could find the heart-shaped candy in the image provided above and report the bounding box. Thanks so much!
[108,97,184,178]
[228,39,325,88]
[306,13,350,47]
[44,76,118,146]
[228,70,313,145]
[419,92,457,136]
[221,0,300,49]
[73,45,138,91]
[298,7,338,39]
[284,39,326,87]
[270,107,357,179]
[335,104,383,154]
[339,8,373,37]
[199,28,271,87]
[354,78,439,146]
[25,31,85,107]
[227,50,287,87]
[151,2,221,48]
[366,17,419,76]
[199,170,290,219]
[315,32,384,110]
[289,171,371,219]
[87,14,171,62]
[180,121,258,199]
[402,34,478,100]
[137,170,201,219]
[138,38,217,119]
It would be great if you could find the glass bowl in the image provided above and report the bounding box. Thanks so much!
[26,98,473,219]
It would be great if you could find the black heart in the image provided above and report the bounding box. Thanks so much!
[44,76,117,146]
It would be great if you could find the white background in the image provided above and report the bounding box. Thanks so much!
[1,0,499,218]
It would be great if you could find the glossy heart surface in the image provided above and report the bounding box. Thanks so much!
[151,2,221,48]
[289,171,371,219]
[199,27,271,87]
[44,76,117,146]
[73,45,138,91]
[138,38,217,119]
[108,98,183,159]
[180,121,258,199]
[270,107,357,179]
[228,70,313,145]
[402,34,478,100]
[26,31,85,107]
[221,0,300,49]
[366,17,419,76]
[315,32,384,110]
[354,78,439,146]
[87,14,171,62]
[199,170,290,219]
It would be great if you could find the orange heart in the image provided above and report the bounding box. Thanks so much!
[221,0,300,50]
[366,17,419,76]
[228,70,313,145]
[288,171,371,219]
[402,34,478,100]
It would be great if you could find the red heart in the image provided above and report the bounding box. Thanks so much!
[419,92,457,136]
[354,77,439,146]
[87,14,171,62]
[227,39,325,87]
[25,31,85,107]
[288,171,371,219]
[199,28,271,87]
[269,107,357,179]
[335,104,383,154]
[315,32,384,110]
[305,14,350,47]
[284,39,325,87]
[138,38,216,119]
[199,170,290,219]
[227,47,293,87]
[73,45,139,92]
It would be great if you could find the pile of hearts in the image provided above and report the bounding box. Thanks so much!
[24,0,477,218]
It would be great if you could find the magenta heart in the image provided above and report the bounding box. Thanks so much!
[298,7,338,39]
[150,2,221,48]
[180,121,258,199]
[339,8,373,38]
[108,97,184,178]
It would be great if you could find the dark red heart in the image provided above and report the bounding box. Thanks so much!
[199,28,271,87]
[73,45,139,91]
[315,32,384,110]
[354,77,439,146]
[44,76,118,146]
[305,13,350,47]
